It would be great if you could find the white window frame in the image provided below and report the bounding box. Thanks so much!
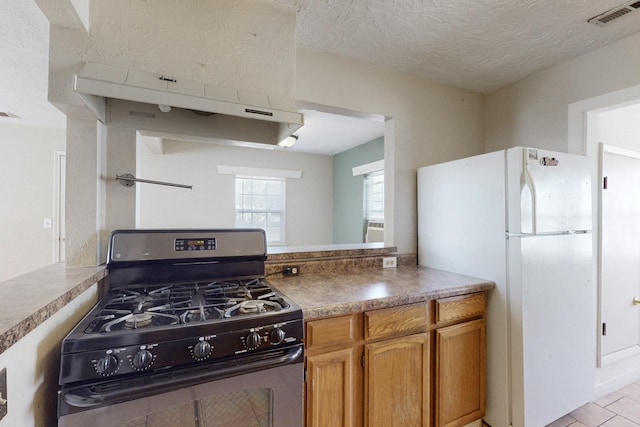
[364,170,384,220]
[234,176,286,245]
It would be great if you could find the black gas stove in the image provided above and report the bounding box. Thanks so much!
[58,229,303,417]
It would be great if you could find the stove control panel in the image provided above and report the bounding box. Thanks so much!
[174,237,216,251]
[60,318,303,384]
[241,326,288,350]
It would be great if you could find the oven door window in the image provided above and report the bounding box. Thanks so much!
[121,388,273,427]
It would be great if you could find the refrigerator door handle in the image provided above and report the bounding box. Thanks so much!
[522,150,538,235]
[506,229,591,239]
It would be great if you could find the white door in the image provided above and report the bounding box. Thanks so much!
[600,144,640,362]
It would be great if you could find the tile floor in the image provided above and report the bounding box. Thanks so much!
[547,381,640,427]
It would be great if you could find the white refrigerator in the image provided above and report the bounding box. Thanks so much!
[418,147,594,427]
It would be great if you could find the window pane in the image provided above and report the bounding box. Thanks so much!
[266,180,281,196]
[266,195,280,211]
[252,195,266,211]
[235,177,285,244]
[365,172,384,219]
[253,179,266,194]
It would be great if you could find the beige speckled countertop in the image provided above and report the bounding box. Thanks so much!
[0,261,493,356]
[0,263,107,355]
[267,265,495,319]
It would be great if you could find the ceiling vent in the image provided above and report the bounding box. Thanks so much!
[588,1,640,26]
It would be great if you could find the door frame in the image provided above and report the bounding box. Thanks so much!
[598,143,640,367]
[54,150,66,263]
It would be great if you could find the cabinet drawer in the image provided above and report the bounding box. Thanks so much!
[364,302,429,341]
[435,292,486,325]
[306,314,359,352]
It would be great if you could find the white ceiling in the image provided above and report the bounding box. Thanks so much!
[276,0,640,94]
[292,107,385,155]
[3,0,640,154]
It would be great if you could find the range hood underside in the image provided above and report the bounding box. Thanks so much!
[74,68,303,147]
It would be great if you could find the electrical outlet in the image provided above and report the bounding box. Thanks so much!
[0,368,7,421]
[382,257,397,268]
[282,265,300,276]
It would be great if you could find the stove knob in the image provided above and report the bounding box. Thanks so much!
[246,332,261,349]
[270,327,285,345]
[132,349,153,369]
[95,354,119,376]
[193,341,212,359]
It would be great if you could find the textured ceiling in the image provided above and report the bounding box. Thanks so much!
[274,0,640,93]
[3,0,640,152]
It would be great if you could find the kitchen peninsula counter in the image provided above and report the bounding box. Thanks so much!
[268,265,495,319]
[0,262,493,355]
[0,263,106,355]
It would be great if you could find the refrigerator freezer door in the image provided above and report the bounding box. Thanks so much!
[508,232,594,427]
[507,148,591,234]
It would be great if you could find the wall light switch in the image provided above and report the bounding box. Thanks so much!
[43,218,52,229]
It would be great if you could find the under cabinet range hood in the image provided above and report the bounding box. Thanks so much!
[73,63,304,147]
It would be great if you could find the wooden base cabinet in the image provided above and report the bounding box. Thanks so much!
[435,319,486,427]
[306,348,358,427]
[304,292,487,427]
[365,333,431,427]
[305,314,361,427]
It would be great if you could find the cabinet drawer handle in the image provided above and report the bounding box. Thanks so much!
[633,297,640,306]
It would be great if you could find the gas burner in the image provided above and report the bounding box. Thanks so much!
[224,299,282,318]
[101,311,181,332]
[240,300,265,314]
[179,304,225,323]
[124,313,153,329]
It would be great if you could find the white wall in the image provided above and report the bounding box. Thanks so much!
[0,123,65,282]
[485,32,640,153]
[0,283,98,427]
[595,103,640,150]
[296,48,485,253]
[136,137,333,246]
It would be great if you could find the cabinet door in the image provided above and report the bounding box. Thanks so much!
[435,319,485,427]
[306,348,358,427]
[364,333,431,427]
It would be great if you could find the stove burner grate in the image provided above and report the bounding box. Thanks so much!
[83,279,290,334]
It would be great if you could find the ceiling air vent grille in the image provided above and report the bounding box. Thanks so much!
[589,1,640,26]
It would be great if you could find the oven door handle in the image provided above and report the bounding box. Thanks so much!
[61,345,303,412]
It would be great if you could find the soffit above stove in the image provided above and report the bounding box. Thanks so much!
[74,62,304,147]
